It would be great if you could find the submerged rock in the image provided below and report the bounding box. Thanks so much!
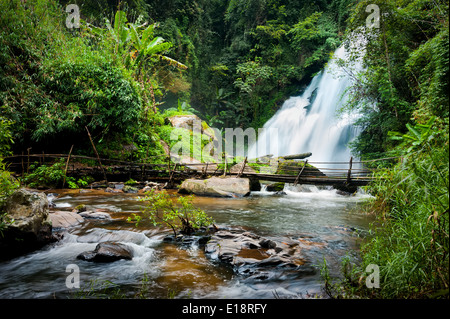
[77,242,133,263]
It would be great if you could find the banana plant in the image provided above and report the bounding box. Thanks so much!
[388,117,436,154]
[85,11,186,71]
[128,22,187,74]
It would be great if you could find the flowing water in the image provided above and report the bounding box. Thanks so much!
[0,45,372,299]
[0,188,374,299]
[248,45,361,170]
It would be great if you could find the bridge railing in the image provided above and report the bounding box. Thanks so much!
[4,153,397,185]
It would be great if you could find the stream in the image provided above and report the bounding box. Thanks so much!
[0,185,374,299]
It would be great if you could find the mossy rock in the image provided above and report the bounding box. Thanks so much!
[266,182,285,192]
[275,160,325,177]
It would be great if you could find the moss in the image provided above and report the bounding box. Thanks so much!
[276,160,319,176]
[266,182,285,192]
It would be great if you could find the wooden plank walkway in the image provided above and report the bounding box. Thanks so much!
[4,153,383,189]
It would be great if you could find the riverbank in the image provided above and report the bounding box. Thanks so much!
[0,185,374,299]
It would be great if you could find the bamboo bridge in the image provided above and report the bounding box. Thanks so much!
[4,152,393,191]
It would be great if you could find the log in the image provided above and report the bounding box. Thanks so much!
[282,153,312,160]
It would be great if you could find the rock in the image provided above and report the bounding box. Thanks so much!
[46,193,58,208]
[228,163,261,191]
[265,182,285,192]
[49,211,84,229]
[167,114,217,140]
[112,183,125,190]
[205,229,316,278]
[178,177,252,197]
[229,162,257,175]
[105,187,123,193]
[123,185,139,193]
[276,160,326,177]
[77,242,133,263]
[74,204,87,213]
[0,189,54,260]
[259,239,277,249]
[334,185,358,195]
[78,211,111,220]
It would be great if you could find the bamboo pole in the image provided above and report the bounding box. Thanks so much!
[21,151,24,178]
[294,160,308,186]
[346,157,353,184]
[26,147,31,174]
[236,157,247,178]
[85,126,107,181]
[168,163,178,187]
[62,145,74,188]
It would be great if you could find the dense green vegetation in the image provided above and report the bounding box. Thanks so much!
[0,0,448,299]
[1,0,351,160]
[323,0,449,298]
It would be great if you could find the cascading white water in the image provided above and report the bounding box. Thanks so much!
[248,45,361,168]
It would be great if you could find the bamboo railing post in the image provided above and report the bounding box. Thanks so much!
[346,157,353,184]
[222,154,227,177]
[21,151,24,178]
[26,148,31,174]
[168,163,178,187]
[62,145,74,188]
[203,162,209,178]
[236,157,248,178]
[85,126,107,182]
[294,160,308,186]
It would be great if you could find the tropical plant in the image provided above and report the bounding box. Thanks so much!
[128,189,215,237]
[334,119,449,298]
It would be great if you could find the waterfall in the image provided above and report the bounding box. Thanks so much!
[248,45,361,169]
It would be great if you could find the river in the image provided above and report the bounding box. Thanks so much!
[0,185,374,299]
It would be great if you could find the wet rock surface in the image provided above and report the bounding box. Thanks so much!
[178,177,252,197]
[0,189,55,260]
[204,229,317,279]
[77,242,133,263]
[49,211,84,229]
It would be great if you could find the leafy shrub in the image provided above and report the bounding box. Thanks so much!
[128,189,215,237]
[23,161,66,188]
[23,160,95,189]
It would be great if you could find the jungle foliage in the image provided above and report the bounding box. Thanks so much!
[0,0,448,299]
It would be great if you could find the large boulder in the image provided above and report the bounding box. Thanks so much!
[178,177,252,197]
[77,242,133,263]
[167,114,216,140]
[0,189,54,259]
